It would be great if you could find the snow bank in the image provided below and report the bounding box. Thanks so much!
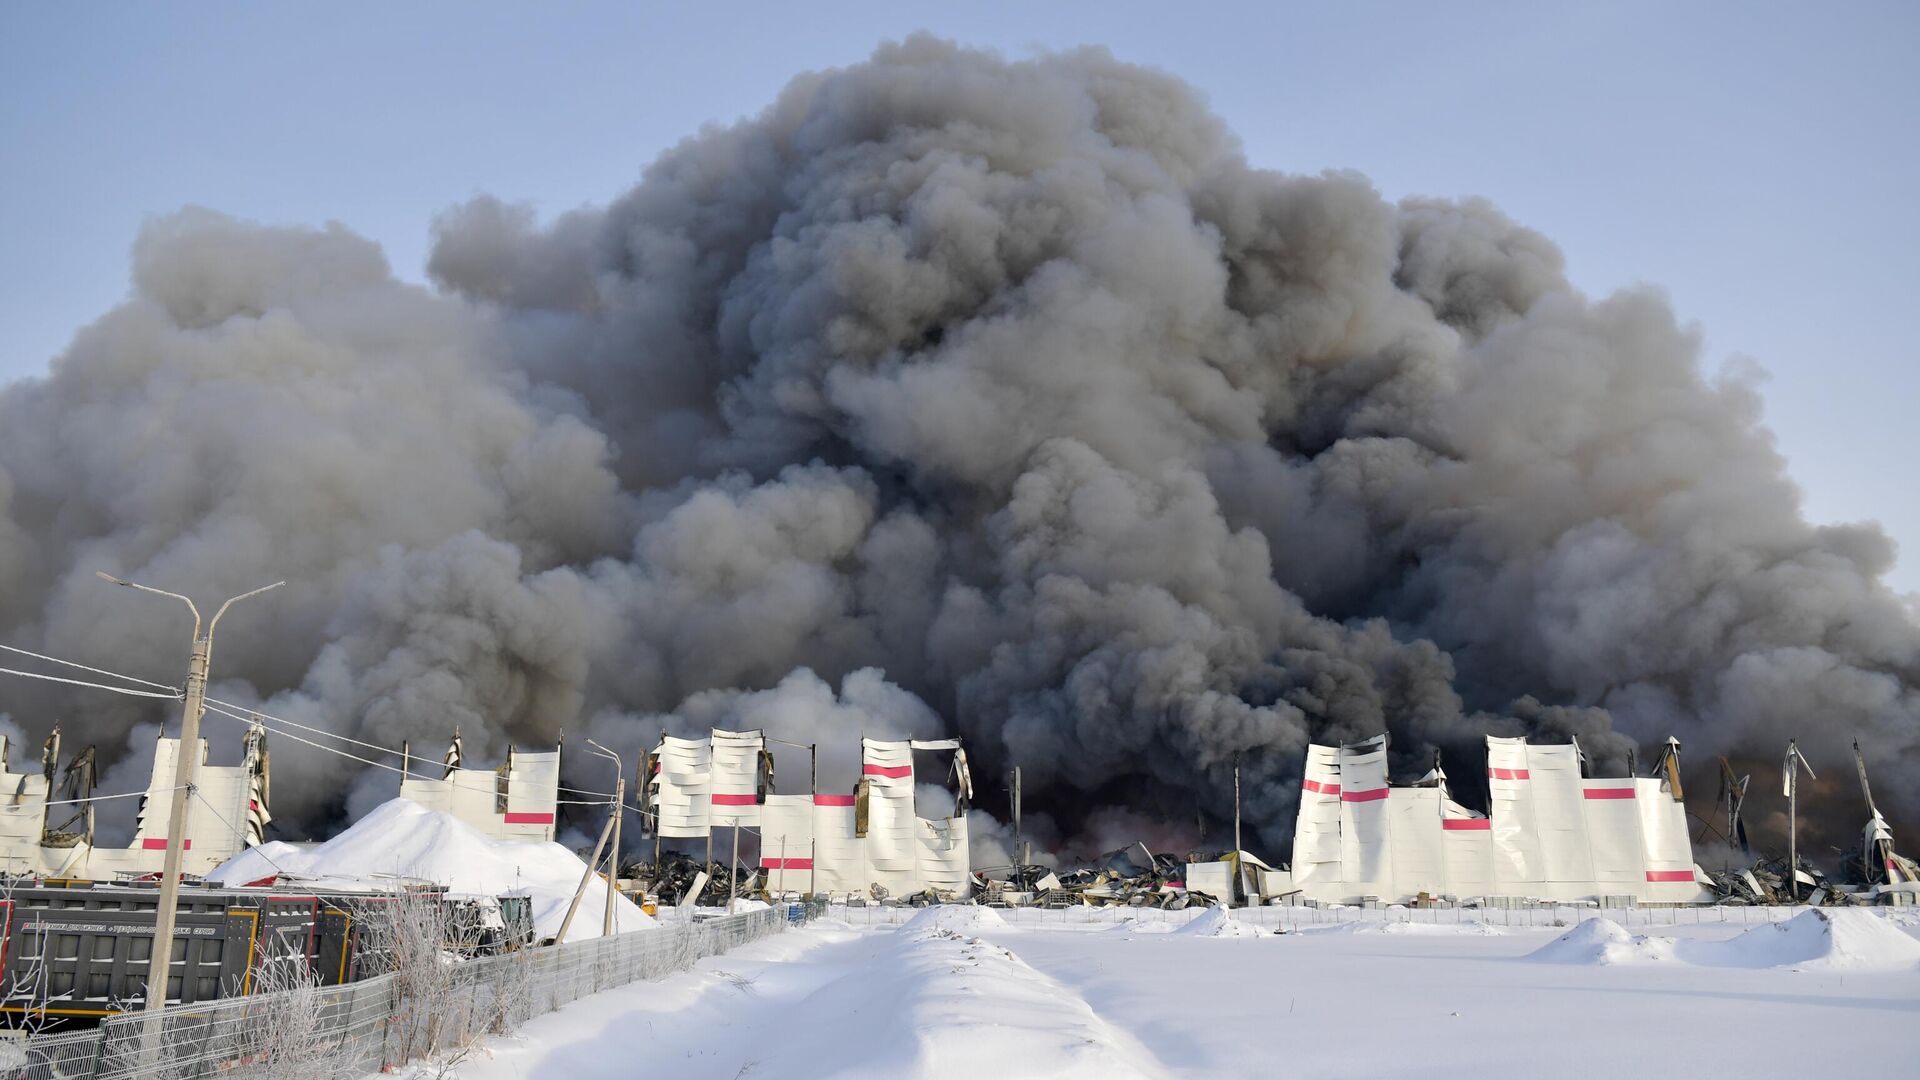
[1533,910,1920,971]
[1529,918,1673,965]
[1686,909,1920,971]
[1174,907,1269,939]
[900,903,1007,936]
[209,797,650,940]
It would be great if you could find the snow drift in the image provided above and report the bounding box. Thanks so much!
[210,797,650,940]
[1528,918,1675,965]
[1173,907,1269,939]
[1531,910,1920,970]
[900,903,1007,937]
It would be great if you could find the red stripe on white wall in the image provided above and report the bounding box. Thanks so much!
[814,795,856,806]
[1583,787,1635,800]
[1488,768,1530,780]
[1303,779,1341,795]
[503,812,554,825]
[760,858,814,870]
[1341,788,1390,803]
[862,764,912,778]
[711,794,758,806]
[1645,870,1694,882]
[139,838,190,850]
[1441,818,1491,831]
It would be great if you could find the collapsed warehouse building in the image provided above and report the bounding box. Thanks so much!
[643,732,972,901]
[396,732,562,843]
[1282,735,1713,905]
[0,724,270,879]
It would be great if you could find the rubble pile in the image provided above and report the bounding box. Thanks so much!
[968,845,1217,910]
[629,851,759,905]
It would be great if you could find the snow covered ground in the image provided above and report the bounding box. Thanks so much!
[444,905,1920,1079]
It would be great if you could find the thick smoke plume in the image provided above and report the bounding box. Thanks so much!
[1,36,1915,855]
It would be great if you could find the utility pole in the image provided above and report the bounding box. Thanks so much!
[97,572,282,1016]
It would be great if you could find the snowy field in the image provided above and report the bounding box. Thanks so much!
[443,905,1920,1079]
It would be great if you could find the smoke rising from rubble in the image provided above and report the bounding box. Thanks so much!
[1,36,1915,854]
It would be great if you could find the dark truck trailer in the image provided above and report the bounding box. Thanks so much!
[0,882,366,1025]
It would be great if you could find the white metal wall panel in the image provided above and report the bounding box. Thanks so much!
[1580,779,1643,885]
[1487,736,1542,887]
[710,729,765,827]
[501,751,560,842]
[1292,745,1343,885]
[860,738,918,895]
[1636,778,1702,901]
[810,796,867,895]
[1385,788,1444,900]
[916,815,970,898]
[1529,745,1594,884]
[861,739,914,790]
[1337,738,1393,894]
[759,794,815,893]
[1439,797,1494,896]
[652,735,712,838]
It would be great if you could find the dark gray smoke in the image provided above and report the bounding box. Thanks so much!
[2,36,1914,854]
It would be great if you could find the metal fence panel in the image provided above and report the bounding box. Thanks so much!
[3,907,790,1080]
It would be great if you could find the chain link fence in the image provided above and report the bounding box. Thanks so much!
[1,905,795,1080]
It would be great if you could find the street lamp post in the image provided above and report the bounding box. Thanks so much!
[96,571,283,1014]
[587,740,626,936]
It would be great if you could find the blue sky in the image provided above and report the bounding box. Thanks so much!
[3,1,1915,591]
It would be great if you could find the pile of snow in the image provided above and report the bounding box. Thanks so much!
[210,798,650,940]
[1531,910,1920,971]
[1174,907,1269,939]
[1530,918,1673,965]
[1688,909,1920,971]
[900,903,1007,936]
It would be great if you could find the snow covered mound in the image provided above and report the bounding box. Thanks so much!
[1531,910,1920,971]
[901,904,1007,936]
[1689,909,1920,971]
[1174,907,1269,939]
[1530,918,1673,965]
[209,797,650,940]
